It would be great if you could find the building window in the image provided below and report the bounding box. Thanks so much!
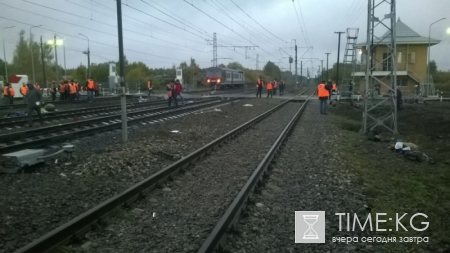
[397,52,402,63]
[397,78,407,86]
[409,52,416,63]
[382,53,392,71]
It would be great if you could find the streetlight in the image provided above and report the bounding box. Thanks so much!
[79,33,90,78]
[55,34,66,77]
[2,26,15,83]
[30,25,42,83]
[428,18,446,93]
[47,38,63,82]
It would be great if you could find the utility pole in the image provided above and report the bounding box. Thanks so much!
[54,35,59,82]
[300,61,302,88]
[191,57,194,91]
[2,26,15,83]
[40,36,47,88]
[335,31,345,84]
[295,44,298,90]
[213,32,217,67]
[325,53,330,81]
[321,60,324,80]
[30,25,41,83]
[79,33,90,78]
[256,54,259,70]
[116,0,128,143]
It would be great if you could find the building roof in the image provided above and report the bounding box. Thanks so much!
[357,18,440,46]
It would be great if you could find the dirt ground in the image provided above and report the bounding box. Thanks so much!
[329,100,450,252]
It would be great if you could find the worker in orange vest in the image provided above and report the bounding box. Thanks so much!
[266,81,273,98]
[59,81,65,101]
[74,79,80,102]
[273,79,278,95]
[86,77,95,102]
[317,81,330,114]
[3,83,14,105]
[69,80,77,102]
[20,83,28,104]
[256,76,264,98]
[147,79,154,98]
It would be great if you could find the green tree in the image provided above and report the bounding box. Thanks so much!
[227,62,244,70]
[262,61,281,80]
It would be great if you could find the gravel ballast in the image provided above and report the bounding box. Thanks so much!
[224,100,384,253]
[0,98,284,253]
[62,102,303,253]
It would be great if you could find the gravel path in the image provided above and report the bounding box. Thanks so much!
[223,100,383,253]
[66,102,303,253]
[0,98,283,253]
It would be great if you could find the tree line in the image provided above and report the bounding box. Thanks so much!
[1,29,326,91]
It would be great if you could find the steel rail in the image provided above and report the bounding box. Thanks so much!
[0,98,220,143]
[0,98,212,128]
[0,95,132,110]
[0,99,224,155]
[15,99,292,253]
[0,99,170,125]
[198,98,311,253]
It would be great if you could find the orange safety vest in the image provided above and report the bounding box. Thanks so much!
[332,83,337,91]
[273,81,278,88]
[87,79,94,89]
[70,83,77,94]
[147,81,152,89]
[267,82,273,90]
[20,86,28,95]
[317,83,329,98]
[9,87,15,97]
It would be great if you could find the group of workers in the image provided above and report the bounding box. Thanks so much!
[255,76,286,98]
[165,79,184,107]
[317,80,337,115]
[2,78,99,105]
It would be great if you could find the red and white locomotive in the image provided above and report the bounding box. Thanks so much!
[203,67,245,89]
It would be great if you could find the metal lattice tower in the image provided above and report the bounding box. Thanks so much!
[213,32,217,67]
[362,0,398,134]
[340,28,359,101]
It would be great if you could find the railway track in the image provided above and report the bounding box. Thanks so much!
[0,98,204,128]
[14,88,312,252]
[0,97,226,154]
[14,99,306,253]
[198,96,311,252]
[0,95,131,111]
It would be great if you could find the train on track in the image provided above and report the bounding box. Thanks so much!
[203,67,245,89]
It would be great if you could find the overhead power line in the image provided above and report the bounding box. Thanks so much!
[0,2,209,54]
[182,0,257,47]
[229,0,288,44]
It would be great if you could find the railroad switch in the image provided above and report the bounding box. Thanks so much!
[0,145,74,173]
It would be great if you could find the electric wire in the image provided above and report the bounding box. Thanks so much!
[229,0,288,44]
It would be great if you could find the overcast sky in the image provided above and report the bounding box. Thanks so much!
[1,0,449,74]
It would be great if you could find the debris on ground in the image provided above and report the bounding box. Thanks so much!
[392,140,434,164]
[243,104,253,107]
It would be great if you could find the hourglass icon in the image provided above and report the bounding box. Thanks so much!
[303,215,319,239]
